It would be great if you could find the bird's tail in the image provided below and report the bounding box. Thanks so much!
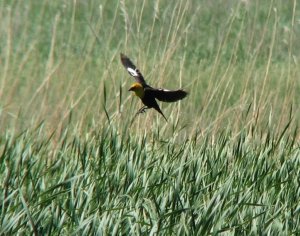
[156,108,168,122]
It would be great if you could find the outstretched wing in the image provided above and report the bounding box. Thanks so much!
[146,88,188,102]
[120,53,148,87]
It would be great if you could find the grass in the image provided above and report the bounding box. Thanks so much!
[1,124,299,234]
[0,0,300,234]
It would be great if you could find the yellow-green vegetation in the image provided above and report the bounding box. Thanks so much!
[0,0,299,234]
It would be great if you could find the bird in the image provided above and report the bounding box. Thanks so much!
[120,53,188,122]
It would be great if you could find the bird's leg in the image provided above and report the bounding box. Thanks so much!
[130,106,149,126]
[136,106,148,115]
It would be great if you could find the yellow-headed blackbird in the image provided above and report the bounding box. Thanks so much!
[120,53,188,121]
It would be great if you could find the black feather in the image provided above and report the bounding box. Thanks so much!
[146,88,188,102]
[120,53,148,87]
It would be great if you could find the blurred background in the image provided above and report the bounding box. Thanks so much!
[0,0,299,139]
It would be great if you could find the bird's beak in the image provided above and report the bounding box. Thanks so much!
[128,87,133,91]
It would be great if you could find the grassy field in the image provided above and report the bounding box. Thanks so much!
[1,0,300,234]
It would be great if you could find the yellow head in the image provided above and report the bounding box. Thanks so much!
[128,83,144,98]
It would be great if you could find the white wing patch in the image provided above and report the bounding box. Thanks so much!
[127,68,139,77]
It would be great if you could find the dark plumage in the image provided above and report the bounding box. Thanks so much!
[121,53,188,121]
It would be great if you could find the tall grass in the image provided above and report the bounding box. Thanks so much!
[1,123,299,234]
[0,0,300,234]
[0,0,299,136]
